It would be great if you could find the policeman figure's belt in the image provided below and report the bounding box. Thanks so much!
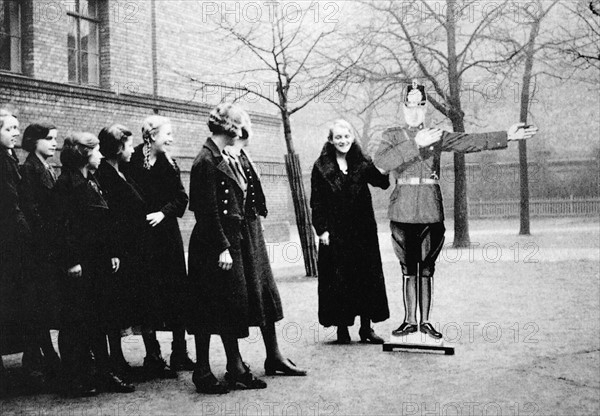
[396,177,440,185]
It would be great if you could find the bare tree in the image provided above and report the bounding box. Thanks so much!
[487,0,597,234]
[505,1,561,235]
[358,0,524,247]
[175,2,363,276]
[555,0,600,70]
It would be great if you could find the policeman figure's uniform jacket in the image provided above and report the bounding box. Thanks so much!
[374,125,508,224]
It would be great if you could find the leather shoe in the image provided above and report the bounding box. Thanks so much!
[192,371,229,394]
[100,372,135,393]
[391,322,418,337]
[170,352,196,372]
[264,358,307,376]
[143,355,178,380]
[359,327,385,344]
[420,322,443,339]
[110,356,132,376]
[225,364,267,390]
[61,380,98,398]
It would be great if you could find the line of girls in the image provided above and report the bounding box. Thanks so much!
[0,102,305,398]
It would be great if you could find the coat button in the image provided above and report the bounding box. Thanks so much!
[223,210,228,215]
[225,189,229,194]
[221,181,225,185]
[223,200,228,204]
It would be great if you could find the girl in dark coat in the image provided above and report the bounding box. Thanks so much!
[18,123,61,382]
[96,124,148,376]
[126,115,193,375]
[55,133,133,396]
[310,119,390,344]
[226,117,306,377]
[0,110,28,395]
[188,103,267,393]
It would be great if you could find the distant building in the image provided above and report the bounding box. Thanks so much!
[0,0,292,243]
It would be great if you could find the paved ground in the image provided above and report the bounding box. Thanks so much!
[1,217,599,416]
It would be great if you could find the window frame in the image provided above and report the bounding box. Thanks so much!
[67,0,100,85]
[0,0,22,73]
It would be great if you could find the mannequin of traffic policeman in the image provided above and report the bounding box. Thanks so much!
[375,81,538,339]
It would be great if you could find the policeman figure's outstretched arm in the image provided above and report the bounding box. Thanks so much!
[416,123,539,157]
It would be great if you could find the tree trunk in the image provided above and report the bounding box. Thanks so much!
[453,153,470,247]
[446,0,470,248]
[518,17,541,235]
[281,110,318,277]
[451,117,470,248]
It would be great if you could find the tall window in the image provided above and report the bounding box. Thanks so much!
[0,0,21,73]
[68,0,99,85]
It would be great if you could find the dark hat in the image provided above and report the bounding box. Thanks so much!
[22,123,57,153]
[405,79,426,107]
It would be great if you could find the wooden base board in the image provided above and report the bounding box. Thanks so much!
[383,333,455,355]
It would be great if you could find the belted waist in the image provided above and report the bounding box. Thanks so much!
[396,177,440,185]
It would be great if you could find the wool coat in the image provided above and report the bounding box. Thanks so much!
[96,160,149,328]
[238,149,284,326]
[125,144,189,329]
[19,153,61,327]
[53,168,119,329]
[310,142,390,327]
[187,138,251,338]
[0,149,28,353]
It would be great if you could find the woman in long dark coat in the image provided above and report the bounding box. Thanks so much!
[18,123,61,382]
[310,119,390,344]
[55,132,133,396]
[188,103,267,393]
[96,124,148,376]
[226,118,305,376]
[126,115,193,374]
[0,110,28,395]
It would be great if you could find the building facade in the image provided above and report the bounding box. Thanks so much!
[0,0,292,244]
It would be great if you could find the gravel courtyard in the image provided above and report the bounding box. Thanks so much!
[2,218,598,416]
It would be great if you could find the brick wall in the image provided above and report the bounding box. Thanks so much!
[2,0,302,242]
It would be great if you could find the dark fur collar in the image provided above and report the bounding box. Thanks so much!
[314,142,371,196]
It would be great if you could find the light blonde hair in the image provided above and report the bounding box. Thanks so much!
[207,103,248,138]
[327,119,354,141]
[0,104,18,129]
[141,115,173,169]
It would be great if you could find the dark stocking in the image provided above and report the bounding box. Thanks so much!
[39,330,58,359]
[260,323,284,362]
[171,326,187,356]
[90,332,110,374]
[142,328,160,359]
[221,336,245,375]
[107,329,125,362]
[193,332,211,375]
[360,315,371,332]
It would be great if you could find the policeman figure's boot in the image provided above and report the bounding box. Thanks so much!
[392,275,419,336]
[418,276,442,339]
